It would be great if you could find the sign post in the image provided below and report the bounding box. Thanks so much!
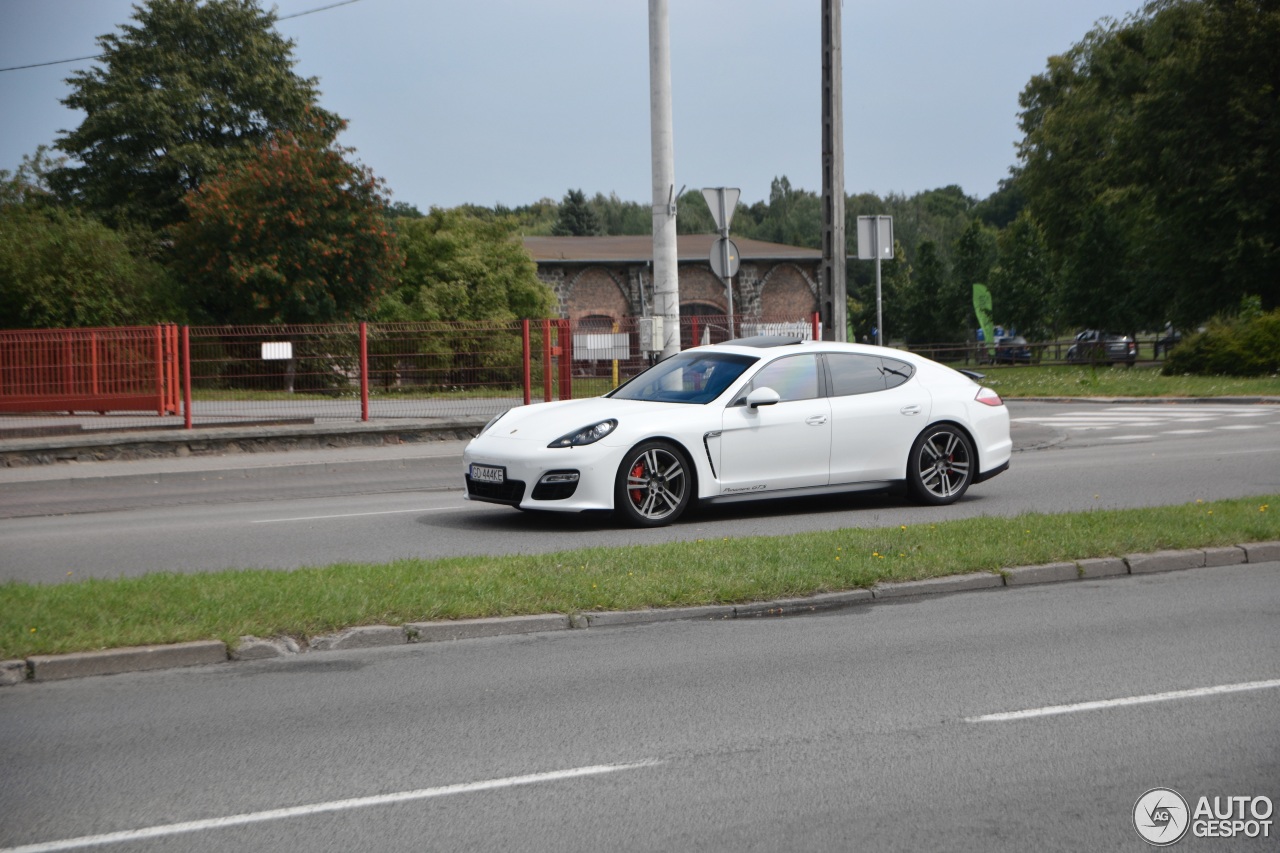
[857,215,894,345]
[702,187,740,333]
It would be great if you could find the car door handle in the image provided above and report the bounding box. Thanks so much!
[805,414,828,426]
[900,405,922,416]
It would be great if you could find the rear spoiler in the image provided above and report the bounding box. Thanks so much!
[958,369,986,381]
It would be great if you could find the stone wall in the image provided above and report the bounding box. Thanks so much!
[537,260,820,321]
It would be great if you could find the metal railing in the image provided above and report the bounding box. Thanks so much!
[0,326,179,419]
[0,315,821,436]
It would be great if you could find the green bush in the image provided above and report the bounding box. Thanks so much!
[1163,309,1280,377]
[0,203,182,329]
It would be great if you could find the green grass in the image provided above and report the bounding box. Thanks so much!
[3,496,1275,659]
[974,365,1280,398]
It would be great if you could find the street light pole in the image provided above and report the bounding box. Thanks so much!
[649,0,680,359]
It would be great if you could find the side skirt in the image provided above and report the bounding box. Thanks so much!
[704,480,898,505]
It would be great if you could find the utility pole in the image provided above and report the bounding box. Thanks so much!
[820,0,846,341]
[649,0,680,358]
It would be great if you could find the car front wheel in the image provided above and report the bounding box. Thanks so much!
[614,441,692,527]
[907,425,974,505]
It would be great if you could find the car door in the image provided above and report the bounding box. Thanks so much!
[716,353,831,494]
[824,353,930,484]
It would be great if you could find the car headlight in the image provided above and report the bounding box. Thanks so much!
[549,419,617,448]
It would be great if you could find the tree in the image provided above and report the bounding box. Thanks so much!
[897,241,951,343]
[1015,0,1280,328]
[989,211,1056,339]
[385,201,425,219]
[749,177,821,248]
[551,189,602,237]
[377,209,556,323]
[589,192,650,235]
[0,203,178,329]
[876,240,912,342]
[0,147,65,208]
[974,177,1026,230]
[949,220,997,338]
[51,0,338,230]
[676,189,716,235]
[169,117,399,325]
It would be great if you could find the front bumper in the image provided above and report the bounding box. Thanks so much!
[462,435,621,512]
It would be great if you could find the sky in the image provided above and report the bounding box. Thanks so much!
[0,0,1151,211]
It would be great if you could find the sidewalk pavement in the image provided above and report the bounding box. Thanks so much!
[0,417,488,481]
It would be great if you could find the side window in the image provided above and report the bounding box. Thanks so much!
[736,354,819,404]
[827,354,886,396]
[826,353,915,396]
[880,357,914,389]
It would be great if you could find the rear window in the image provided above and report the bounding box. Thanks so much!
[826,353,915,396]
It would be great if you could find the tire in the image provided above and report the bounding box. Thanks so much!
[614,441,692,527]
[906,425,975,506]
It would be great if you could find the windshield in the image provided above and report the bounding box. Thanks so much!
[608,352,758,404]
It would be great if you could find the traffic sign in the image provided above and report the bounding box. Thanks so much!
[709,237,740,279]
[701,187,740,233]
[857,215,894,260]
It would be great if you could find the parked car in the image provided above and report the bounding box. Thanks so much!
[1066,330,1137,365]
[463,336,1012,526]
[992,335,1033,364]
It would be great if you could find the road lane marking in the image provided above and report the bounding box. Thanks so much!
[252,507,463,523]
[0,760,664,853]
[964,678,1280,723]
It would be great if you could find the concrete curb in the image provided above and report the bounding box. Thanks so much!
[1003,562,1080,585]
[4,541,1277,686]
[872,572,1004,599]
[408,614,572,641]
[1077,557,1128,578]
[26,641,227,682]
[1243,541,1280,562]
[1126,549,1206,574]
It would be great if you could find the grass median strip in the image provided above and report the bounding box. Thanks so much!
[977,365,1280,399]
[2,495,1276,659]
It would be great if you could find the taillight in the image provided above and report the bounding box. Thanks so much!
[975,387,1003,407]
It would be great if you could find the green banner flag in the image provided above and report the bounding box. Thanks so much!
[972,284,995,356]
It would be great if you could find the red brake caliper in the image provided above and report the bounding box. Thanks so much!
[630,462,645,504]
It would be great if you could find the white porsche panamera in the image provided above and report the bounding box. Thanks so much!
[463,336,1011,527]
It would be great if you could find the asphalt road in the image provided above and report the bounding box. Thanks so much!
[2,563,1276,852]
[1,402,1277,583]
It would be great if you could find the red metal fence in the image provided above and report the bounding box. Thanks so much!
[0,315,820,435]
[0,326,179,417]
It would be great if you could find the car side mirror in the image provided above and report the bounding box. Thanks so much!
[746,387,781,409]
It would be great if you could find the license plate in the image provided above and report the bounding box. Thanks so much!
[470,464,505,484]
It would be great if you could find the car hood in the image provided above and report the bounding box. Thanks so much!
[479,396,703,445]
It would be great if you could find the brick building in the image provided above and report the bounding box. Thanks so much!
[523,235,823,331]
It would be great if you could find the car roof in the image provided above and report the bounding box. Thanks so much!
[699,337,920,361]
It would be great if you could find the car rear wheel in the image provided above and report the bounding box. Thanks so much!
[614,441,692,527]
[907,425,974,505]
